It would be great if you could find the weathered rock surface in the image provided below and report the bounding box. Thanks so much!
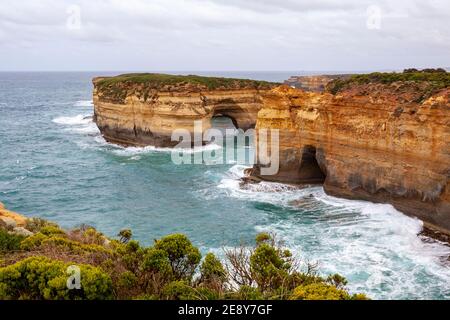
[284,75,351,92]
[93,74,278,147]
[0,202,35,236]
[251,79,450,233]
[0,202,27,227]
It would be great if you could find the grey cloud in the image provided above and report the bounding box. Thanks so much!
[0,0,448,71]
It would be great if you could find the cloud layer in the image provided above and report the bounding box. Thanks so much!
[0,0,448,71]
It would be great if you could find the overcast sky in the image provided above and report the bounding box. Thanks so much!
[0,0,449,71]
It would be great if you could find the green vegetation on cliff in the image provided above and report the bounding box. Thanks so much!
[95,73,279,103]
[0,218,368,300]
[326,68,450,96]
[97,73,278,89]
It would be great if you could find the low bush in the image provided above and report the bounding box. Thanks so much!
[0,256,113,300]
[0,220,368,300]
[153,234,201,281]
[326,69,450,96]
[0,229,25,252]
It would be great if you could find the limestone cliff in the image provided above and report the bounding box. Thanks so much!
[284,75,351,92]
[93,73,278,147]
[251,72,450,233]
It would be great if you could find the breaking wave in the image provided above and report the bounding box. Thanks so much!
[216,165,450,299]
[74,100,93,107]
[110,143,222,157]
[52,113,222,156]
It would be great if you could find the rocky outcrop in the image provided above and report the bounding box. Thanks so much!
[0,202,27,227]
[0,202,34,236]
[251,74,450,233]
[284,75,351,92]
[93,73,278,147]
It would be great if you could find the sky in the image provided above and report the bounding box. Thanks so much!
[0,0,449,72]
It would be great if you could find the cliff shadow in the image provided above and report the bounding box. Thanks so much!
[211,99,257,131]
[297,145,326,184]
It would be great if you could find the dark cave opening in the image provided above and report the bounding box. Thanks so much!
[298,145,326,184]
[211,114,239,130]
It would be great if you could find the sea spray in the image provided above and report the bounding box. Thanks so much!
[217,165,450,299]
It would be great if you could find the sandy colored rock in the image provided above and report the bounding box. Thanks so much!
[284,75,351,92]
[0,202,27,227]
[251,83,450,233]
[12,226,34,237]
[93,74,278,147]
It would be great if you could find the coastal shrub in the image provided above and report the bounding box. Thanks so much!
[39,225,66,237]
[249,237,293,292]
[250,243,288,289]
[81,228,106,245]
[255,232,272,245]
[326,69,450,96]
[118,271,138,290]
[142,248,172,277]
[118,229,132,244]
[20,231,111,257]
[291,283,351,300]
[0,256,113,300]
[97,73,277,92]
[154,234,201,280]
[20,232,48,250]
[0,229,25,252]
[0,219,367,300]
[162,280,197,300]
[326,273,348,289]
[117,240,146,273]
[200,253,227,284]
[226,285,264,300]
[25,218,58,233]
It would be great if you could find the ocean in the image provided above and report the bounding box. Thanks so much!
[0,71,449,299]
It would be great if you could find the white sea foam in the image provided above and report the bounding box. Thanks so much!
[217,165,450,299]
[53,114,92,126]
[52,113,100,136]
[110,143,222,157]
[53,113,223,156]
[74,100,93,107]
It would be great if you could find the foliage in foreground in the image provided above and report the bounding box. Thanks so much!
[0,220,368,300]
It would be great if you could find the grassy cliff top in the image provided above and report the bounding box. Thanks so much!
[326,69,450,95]
[95,73,279,91]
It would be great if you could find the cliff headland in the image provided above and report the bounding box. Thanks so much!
[93,70,450,234]
[93,73,279,147]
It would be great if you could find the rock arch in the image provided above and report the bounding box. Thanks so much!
[209,99,258,131]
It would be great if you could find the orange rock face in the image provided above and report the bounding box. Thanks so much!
[93,75,277,147]
[0,202,27,227]
[251,84,450,233]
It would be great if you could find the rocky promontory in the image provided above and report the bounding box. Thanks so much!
[92,71,450,234]
[284,74,351,92]
[93,73,279,147]
[251,70,450,234]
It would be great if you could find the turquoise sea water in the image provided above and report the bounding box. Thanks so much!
[0,71,449,299]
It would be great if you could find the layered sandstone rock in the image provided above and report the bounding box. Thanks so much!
[251,77,450,233]
[93,74,278,147]
[284,75,351,92]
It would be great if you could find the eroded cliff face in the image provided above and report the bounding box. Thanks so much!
[251,83,450,233]
[284,75,351,92]
[93,74,277,147]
